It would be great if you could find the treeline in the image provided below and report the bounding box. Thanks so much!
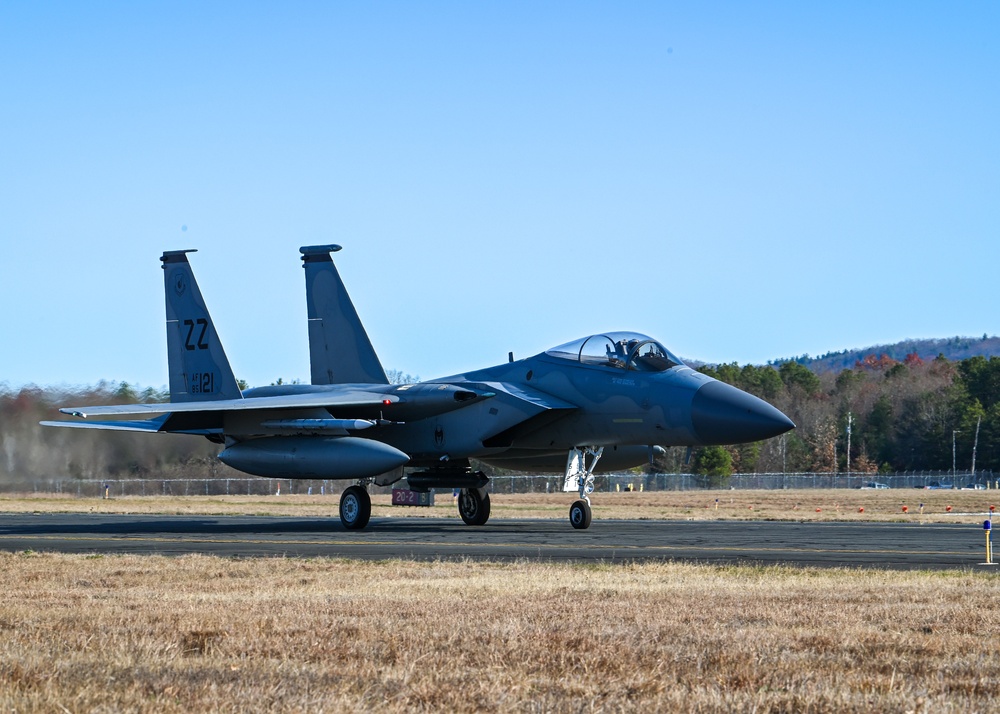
[5,353,1000,482]
[772,335,1000,373]
[684,353,1000,476]
[0,382,234,482]
[0,371,422,483]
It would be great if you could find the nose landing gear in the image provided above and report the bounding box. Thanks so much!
[563,446,603,530]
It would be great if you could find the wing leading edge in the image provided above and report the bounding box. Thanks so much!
[43,383,500,436]
[53,390,401,419]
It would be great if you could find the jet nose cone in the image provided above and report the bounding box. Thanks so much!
[692,381,795,445]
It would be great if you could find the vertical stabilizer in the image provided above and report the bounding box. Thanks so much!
[300,245,389,385]
[161,250,243,402]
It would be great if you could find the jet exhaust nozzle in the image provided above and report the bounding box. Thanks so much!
[219,436,410,480]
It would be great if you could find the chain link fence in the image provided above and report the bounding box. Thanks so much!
[490,471,999,493]
[1,470,997,497]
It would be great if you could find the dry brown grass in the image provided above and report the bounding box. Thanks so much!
[0,554,998,712]
[2,489,998,525]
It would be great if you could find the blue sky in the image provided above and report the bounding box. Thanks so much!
[2,2,997,390]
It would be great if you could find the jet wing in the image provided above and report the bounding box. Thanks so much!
[39,414,221,436]
[54,389,401,419]
[44,384,498,436]
[40,418,170,432]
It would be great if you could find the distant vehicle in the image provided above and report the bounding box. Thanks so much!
[925,482,954,490]
[860,482,889,490]
[962,484,986,490]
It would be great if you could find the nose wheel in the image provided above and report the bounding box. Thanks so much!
[569,499,592,529]
[339,485,372,530]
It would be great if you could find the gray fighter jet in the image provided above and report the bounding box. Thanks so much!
[42,246,794,530]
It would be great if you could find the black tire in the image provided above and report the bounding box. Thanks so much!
[569,500,592,530]
[340,485,371,530]
[458,489,491,526]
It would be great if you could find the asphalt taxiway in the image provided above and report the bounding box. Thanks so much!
[0,513,992,569]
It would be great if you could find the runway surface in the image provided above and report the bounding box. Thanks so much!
[0,513,992,569]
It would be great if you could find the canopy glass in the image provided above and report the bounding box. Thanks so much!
[545,332,683,372]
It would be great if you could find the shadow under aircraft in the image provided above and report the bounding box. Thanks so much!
[43,246,794,530]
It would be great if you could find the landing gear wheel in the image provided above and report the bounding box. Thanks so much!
[569,500,592,530]
[339,485,371,530]
[458,489,491,526]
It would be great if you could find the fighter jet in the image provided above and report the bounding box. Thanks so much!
[42,246,794,530]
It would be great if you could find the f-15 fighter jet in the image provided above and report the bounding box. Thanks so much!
[43,246,794,530]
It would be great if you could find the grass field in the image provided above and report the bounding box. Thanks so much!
[2,491,999,711]
[1,488,997,524]
[1,554,998,712]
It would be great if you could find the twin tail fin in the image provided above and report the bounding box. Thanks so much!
[161,250,243,402]
[300,245,388,385]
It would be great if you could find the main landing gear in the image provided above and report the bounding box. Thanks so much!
[563,446,603,530]
[457,487,491,526]
[339,484,371,530]
[408,468,492,526]
[338,471,493,530]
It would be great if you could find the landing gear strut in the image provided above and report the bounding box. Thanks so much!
[339,484,371,530]
[457,487,491,526]
[563,446,603,530]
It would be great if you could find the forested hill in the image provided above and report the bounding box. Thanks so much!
[772,336,1000,373]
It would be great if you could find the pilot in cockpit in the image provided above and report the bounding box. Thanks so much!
[607,340,629,367]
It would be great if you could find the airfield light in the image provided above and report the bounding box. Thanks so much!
[983,519,994,566]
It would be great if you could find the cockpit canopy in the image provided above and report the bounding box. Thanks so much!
[545,332,684,372]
